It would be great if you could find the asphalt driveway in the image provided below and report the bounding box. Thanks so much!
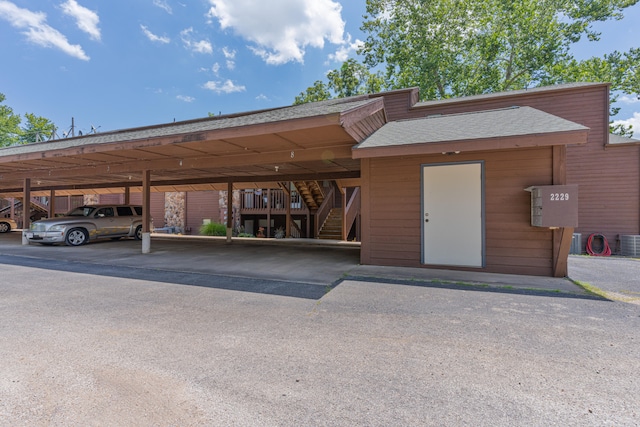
[1,253,639,425]
[0,231,597,299]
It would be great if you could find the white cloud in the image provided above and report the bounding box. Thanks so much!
[203,79,246,94]
[222,46,235,59]
[0,1,89,60]
[327,33,363,63]
[60,0,100,41]
[212,62,221,75]
[206,0,345,64]
[255,94,268,101]
[619,94,640,105]
[141,25,170,43]
[153,0,173,14]
[613,112,640,139]
[177,95,195,102]
[180,27,213,54]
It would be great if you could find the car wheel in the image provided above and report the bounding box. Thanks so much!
[65,228,88,246]
[134,225,143,240]
[0,222,10,233]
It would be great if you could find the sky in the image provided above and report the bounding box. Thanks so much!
[0,0,639,138]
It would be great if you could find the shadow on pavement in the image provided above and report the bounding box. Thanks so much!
[0,255,332,300]
[343,275,610,301]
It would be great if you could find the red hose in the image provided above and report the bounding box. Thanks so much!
[586,233,611,257]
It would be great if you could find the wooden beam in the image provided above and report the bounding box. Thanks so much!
[227,181,233,243]
[49,189,56,218]
[0,171,361,195]
[552,145,570,277]
[22,178,30,232]
[5,145,355,181]
[142,170,151,233]
[285,182,291,238]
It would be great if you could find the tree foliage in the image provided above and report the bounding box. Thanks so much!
[360,0,638,95]
[294,59,384,105]
[0,93,22,147]
[0,93,56,147]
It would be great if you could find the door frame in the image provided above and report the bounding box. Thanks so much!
[420,161,486,268]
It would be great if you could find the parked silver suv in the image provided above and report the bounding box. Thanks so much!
[27,205,148,246]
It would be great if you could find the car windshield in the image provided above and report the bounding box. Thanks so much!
[67,207,96,217]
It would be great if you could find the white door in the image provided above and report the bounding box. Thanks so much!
[422,162,484,267]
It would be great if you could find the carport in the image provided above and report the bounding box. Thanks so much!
[0,97,385,251]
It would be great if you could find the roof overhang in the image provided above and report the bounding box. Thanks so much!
[353,106,590,159]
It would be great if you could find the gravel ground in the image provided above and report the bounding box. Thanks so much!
[1,259,639,426]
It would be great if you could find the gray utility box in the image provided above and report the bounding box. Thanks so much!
[525,185,579,228]
[621,235,640,257]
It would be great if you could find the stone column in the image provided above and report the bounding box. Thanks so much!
[164,192,186,233]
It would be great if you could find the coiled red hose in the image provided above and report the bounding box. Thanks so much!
[586,233,611,257]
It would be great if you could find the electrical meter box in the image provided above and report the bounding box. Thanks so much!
[525,185,578,228]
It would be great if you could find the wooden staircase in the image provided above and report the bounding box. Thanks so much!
[318,208,343,240]
[293,181,324,210]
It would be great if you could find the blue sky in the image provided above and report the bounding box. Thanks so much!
[0,0,639,138]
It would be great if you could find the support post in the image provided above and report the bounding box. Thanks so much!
[340,186,347,241]
[227,182,233,243]
[49,189,56,219]
[267,188,271,238]
[552,145,569,277]
[142,170,151,253]
[124,187,130,205]
[285,182,291,238]
[22,178,31,245]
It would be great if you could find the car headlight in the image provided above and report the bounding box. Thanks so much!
[48,225,66,232]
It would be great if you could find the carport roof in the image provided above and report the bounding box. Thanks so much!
[353,106,590,158]
[0,96,385,197]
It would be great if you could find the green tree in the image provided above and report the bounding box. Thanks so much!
[20,113,56,144]
[361,0,638,97]
[294,59,385,104]
[1,93,56,146]
[0,93,22,147]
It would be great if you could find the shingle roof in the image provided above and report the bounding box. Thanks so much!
[354,106,588,150]
[414,82,607,108]
[0,96,375,157]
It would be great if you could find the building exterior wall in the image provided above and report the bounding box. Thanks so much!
[361,147,556,276]
[185,191,221,235]
[381,85,639,254]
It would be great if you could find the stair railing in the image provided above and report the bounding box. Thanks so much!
[343,187,361,241]
[314,184,336,238]
[289,219,302,238]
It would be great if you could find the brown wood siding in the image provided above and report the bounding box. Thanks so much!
[347,110,387,142]
[362,147,555,276]
[98,194,124,204]
[569,145,640,252]
[185,191,220,235]
[129,192,165,228]
[398,85,639,253]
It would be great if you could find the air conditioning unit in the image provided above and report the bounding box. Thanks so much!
[621,235,640,257]
[570,233,582,255]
